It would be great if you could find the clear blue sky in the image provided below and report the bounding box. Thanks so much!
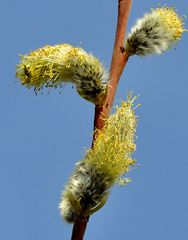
[1,0,188,239]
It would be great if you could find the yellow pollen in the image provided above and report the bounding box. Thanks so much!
[156,7,185,40]
[85,97,137,181]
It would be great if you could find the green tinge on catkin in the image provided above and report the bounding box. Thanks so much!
[125,7,187,56]
[16,44,108,105]
[59,95,138,222]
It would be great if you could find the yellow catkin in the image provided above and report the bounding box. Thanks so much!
[59,96,138,221]
[125,6,187,56]
[16,44,108,105]
[16,44,73,89]
[156,7,185,41]
[85,96,137,182]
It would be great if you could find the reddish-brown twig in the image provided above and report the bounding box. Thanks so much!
[71,217,89,240]
[94,0,131,134]
[71,0,132,239]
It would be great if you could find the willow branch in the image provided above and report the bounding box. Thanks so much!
[71,217,89,240]
[94,0,132,134]
[71,0,132,239]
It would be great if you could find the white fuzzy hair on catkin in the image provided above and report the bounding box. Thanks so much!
[59,161,111,222]
[125,7,185,56]
[59,191,76,223]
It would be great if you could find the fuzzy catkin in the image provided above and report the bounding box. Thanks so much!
[59,191,76,223]
[16,44,108,105]
[59,96,137,222]
[125,7,186,56]
[59,161,110,222]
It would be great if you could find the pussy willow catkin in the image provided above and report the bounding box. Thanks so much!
[59,96,138,222]
[125,7,187,56]
[16,44,108,105]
